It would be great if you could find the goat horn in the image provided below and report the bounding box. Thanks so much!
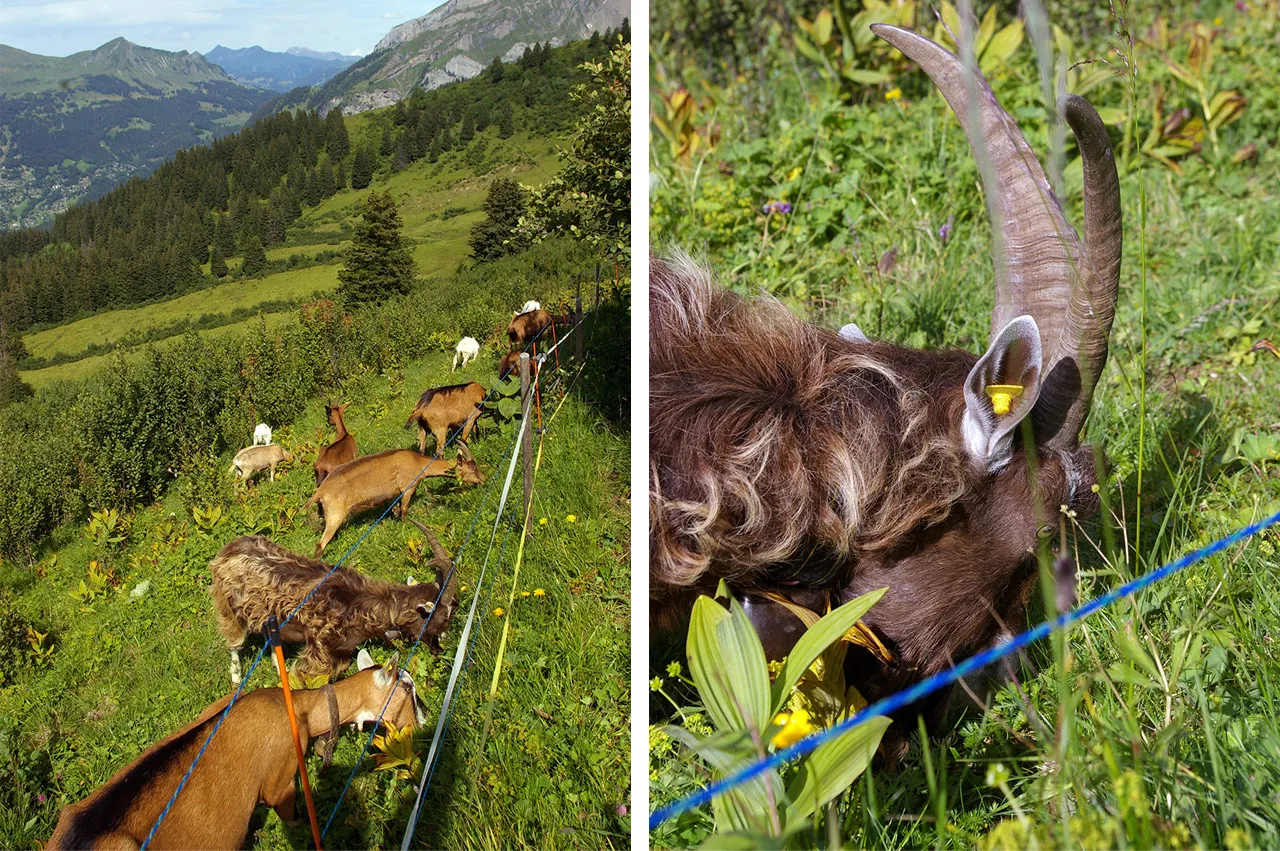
[872,24,1120,449]
[408,517,452,564]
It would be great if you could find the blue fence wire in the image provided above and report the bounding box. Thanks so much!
[649,506,1280,830]
[141,323,560,847]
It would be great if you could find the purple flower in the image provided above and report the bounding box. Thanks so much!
[939,214,955,243]
[1236,0,1247,10]
[763,201,793,215]
[38,793,46,804]
[616,804,629,817]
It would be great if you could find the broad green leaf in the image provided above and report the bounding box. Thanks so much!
[979,20,1023,73]
[1115,624,1161,681]
[1095,106,1127,126]
[783,715,892,820]
[792,33,826,65]
[665,725,783,835]
[1208,91,1246,130]
[843,68,891,85]
[688,594,771,734]
[938,1,961,44]
[813,10,834,47]
[770,588,886,714]
[974,4,998,58]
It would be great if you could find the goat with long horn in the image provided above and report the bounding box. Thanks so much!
[650,24,1121,754]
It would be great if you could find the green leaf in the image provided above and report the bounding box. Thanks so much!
[1115,624,1161,681]
[792,32,826,65]
[687,593,772,736]
[842,68,891,85]
[770,588,886,715]
[979,20,1024,73]
[813,10,834,46]
[783,715,892,820]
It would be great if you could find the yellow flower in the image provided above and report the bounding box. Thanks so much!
[786,166,803,181]
[521,591,531,598]
[885,88,902,101]
[770,709,816,749]
[565,514,577,523]
[539,517,548,525]
[533,588,546,597]
[460,584,468,592]
[1213,16,1223,24]
[493,608,505,617]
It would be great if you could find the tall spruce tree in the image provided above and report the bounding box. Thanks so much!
[351,145,374,190]
[324,106,350,161]
[241,234,267,277]
[336,190,416,307]
[469,177,529,262]
[499,101,514,138]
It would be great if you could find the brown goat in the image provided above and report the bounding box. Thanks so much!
[211,534,461,679]
[46,653,424,849]
[314,401,357,487]
[228,443,293,484]
[507,308,552,347]
[650,25,1121,757]
[304,448,484,556]
[404,381,487,455]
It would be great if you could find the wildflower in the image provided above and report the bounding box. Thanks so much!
[770,709,815,748]
[775,201,792,214]
[37,793,46,804]
[460,584,468,592]
[539,517,548,525]
[493,607,505,618]
[786,166,802,181]
[885,87,902,101]
[650,676,664,691]
[616,804,628,817]
[565,514,577,523]
[666,660,682,677]
[1213,15,1223,24]
[938,214,954,243]
[1236,0,1247,10]
[533,588,546,597]
[521,591,531,598]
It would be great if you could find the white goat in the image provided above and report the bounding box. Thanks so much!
[253,423,273,445]
[519,300,541,315]
[452,336,480,371]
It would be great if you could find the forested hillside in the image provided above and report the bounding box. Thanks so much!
[0,28,623,342]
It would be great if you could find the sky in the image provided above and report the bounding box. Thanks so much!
[0,0,445,58]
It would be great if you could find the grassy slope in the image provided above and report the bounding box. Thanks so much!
[18,128,564,386]
[649,3,1280,848]
[1,343,630,849]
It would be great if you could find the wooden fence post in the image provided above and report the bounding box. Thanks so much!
[575,274,584,362]
[519,352,533,519]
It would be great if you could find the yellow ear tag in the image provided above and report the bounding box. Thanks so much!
[986,384,1024,416]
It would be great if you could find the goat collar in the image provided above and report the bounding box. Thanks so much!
[318,683,340,769]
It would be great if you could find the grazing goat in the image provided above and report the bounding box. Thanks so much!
[46,651,424,849]
[407,518,462,653]
[650,25,1121,758]
[498,350,539,382]
[304,449,485,556]
[212,533,461,679]
[314,401,357,487]
[519,299,541,314]
[453,336,480,371]
[405,381,487,455]
[507,308,552,347]
[228,443,293,484]
[253,423,273,445]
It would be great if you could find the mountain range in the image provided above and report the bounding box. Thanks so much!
[203,45,359,92]
[259,0,629,114]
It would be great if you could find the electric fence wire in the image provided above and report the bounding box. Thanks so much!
[141,321,561,848]
[649,505,1280,829]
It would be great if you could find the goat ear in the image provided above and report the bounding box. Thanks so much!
[962,316,1043,472]
[416,602,434,617]
[356,648,376,670]
[406,574,418,586]
[838,322,868,342]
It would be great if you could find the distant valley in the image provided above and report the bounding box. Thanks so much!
[0,39,267,229]
[203,45,359,92]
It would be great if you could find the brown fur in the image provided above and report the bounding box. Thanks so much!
[314,402,357,487]
[507,308,552,347]
[228,443,293,484]
[46,661,421,849]
[304,448,484,556]
[649,254,1100,751]
[404,382,487,455]
[210,535,457,677]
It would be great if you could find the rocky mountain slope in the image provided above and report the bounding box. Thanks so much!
[256,0,628,115]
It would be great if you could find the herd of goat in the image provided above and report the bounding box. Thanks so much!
[46,303,560,849]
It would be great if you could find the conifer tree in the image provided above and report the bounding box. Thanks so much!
[241,234,267,277]
[469,177,529,262]
[351,145,375,190]
[380,127,394,157]
[210,245,229,278]
[324,106,350,161]
[460,111,476,143]
[336,190,416,307]
[499,102,514,139]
